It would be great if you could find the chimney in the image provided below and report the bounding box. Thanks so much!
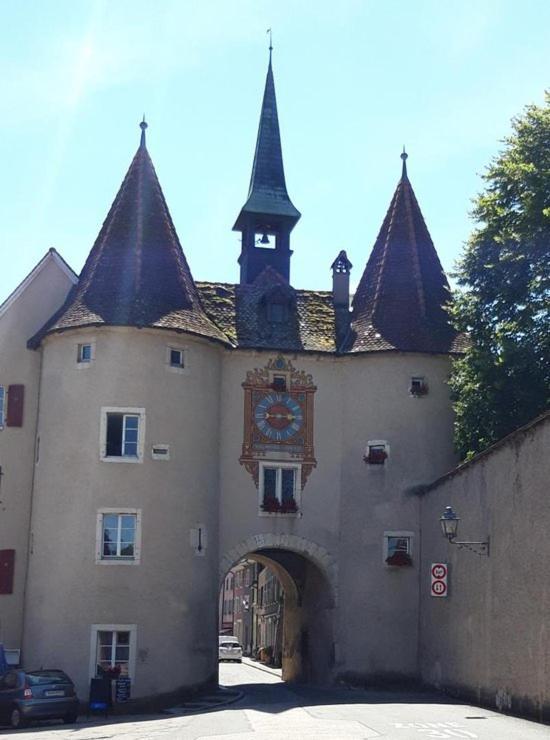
[331,250,353,349]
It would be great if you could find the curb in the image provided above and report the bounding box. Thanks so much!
[241,658,282,678]
[164,688,244,715]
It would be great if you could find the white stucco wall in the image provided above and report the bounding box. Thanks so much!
[218,350,458,684]
[419,413,550,721]
[23,327,222,699]
[0,255,75,652]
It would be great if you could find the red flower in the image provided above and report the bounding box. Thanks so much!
[386,551,412,567]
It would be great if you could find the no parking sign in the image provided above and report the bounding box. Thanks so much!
[430,563,448,598]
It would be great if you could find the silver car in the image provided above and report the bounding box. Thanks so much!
[218,640,242,662]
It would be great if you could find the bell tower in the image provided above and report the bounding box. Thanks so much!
[233,47,300,284]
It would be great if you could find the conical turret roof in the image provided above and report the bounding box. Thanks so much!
[233,54,300,229]
[346,152,463,354]
[30,123,230,347]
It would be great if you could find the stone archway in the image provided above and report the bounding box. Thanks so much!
[220,534,337,684]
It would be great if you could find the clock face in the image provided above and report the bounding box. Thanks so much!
[254,392,303,441]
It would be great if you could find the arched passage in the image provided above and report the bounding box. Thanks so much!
[220,535,337,684]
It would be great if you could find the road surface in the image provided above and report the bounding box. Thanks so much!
[0,659,547,739]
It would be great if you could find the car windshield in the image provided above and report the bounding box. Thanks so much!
[26,670,72,685]
[221,642,240,648]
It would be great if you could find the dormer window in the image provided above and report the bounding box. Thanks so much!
[267,301,287,323]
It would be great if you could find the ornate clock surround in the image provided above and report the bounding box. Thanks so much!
[240,355,317,489]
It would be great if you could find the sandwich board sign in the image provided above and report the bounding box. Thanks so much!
[431,563,448,598]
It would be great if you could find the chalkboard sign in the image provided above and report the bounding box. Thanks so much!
[115,676,131,703]
[89,677,112,711]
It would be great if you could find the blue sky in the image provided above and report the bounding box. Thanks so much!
[1,0,548,302]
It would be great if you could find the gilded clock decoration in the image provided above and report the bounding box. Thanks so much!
[240,355,316,490]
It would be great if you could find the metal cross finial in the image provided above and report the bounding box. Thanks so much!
[140,115,148,147]
[401,146,408,178]
[267,28,273,61]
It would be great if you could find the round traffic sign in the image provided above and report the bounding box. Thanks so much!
[431,564,447,579]
[431,580,447,596]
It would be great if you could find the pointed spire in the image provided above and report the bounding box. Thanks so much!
[345,154,457,354]
[140,115,148,148]
[233,49,300,229]
[30,132,230,347]
[401,146,408,179]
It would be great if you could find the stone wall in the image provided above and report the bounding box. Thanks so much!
[419,412,550,722]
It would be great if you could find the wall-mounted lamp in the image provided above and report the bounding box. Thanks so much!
[440,506,490,557]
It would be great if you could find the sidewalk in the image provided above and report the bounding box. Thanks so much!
[242,656,282,678]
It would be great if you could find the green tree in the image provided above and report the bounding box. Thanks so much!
[450,93,550,459]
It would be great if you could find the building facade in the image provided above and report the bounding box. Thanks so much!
[1,53,475,702]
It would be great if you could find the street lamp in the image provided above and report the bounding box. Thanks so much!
[439,506,490,556]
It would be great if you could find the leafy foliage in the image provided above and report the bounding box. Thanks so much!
[450,93,550,459]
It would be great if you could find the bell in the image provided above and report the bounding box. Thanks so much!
[260,233,270,245]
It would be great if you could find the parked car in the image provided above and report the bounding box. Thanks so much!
[218,639,243,662]
[0,669,79,729]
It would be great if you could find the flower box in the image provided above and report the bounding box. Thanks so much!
[385,551,412,567]
[280,498,298,514]
[261,497,281,513]
[364,448,387,465]
[410,382,428,396]
[261,497,298,514]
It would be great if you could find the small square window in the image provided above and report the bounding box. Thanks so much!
[410,376,428,396]
[272,375,287,391]
[364,442,388,465]
[384,532,413,567]
[170,348,184,368]
[78,344,93,363]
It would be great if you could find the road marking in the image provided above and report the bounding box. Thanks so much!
[393,721,478,738]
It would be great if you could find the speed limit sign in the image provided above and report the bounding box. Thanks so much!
[431,563,448,598]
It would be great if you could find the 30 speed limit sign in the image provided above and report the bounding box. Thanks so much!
[430,563,448,597]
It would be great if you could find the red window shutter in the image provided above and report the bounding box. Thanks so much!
[6,385,24,427]
[0,550,15,594]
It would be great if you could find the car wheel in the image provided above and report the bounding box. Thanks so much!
[64,713,78,724]
[10,706,27,729]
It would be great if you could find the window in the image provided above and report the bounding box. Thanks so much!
[383,531,414,567]
[96,509,141,565]
[364,441,389,465]
[259,463,300,515]
[0,386,4,428]
[90,625,137,680]
[166,345,187,374]
[410,376,428,396]
[267,301,287,323]
[169,348,184,368]
[100,408,145,463]
[78,343,92,363]
[271,374,287,391]
[108,414,138,457]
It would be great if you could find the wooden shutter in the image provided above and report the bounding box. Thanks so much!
[6,385,24,427]
[0,550,15,594]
